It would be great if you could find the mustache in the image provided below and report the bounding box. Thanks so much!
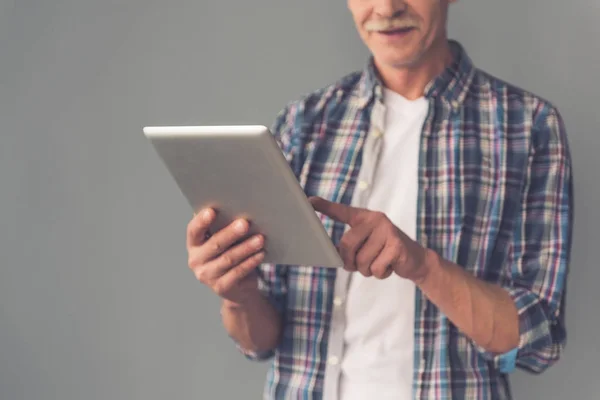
[364,16,419,32]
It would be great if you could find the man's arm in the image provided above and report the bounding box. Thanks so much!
[416,103,572,363]
[466,105,572,373]
[415,251,519,353]
[309,199,519,354]
[222,260,288,360]
[221,292,282,357]
[422,105,573,372]
[186,208,285,360]
[310,104,572,372]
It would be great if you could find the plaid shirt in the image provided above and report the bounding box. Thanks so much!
[235,41,573,399]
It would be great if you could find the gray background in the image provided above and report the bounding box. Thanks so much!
[1,0,598,399]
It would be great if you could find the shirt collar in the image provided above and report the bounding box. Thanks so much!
[355,40,476,110]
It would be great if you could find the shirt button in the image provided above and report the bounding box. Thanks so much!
[372,129,382,138]
[333,297,343,307]
[328,356,340,366]
[358,180,369,190]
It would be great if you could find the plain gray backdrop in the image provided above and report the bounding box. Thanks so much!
[2,0,598,399]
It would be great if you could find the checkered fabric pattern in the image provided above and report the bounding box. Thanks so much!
[234,41,573,400]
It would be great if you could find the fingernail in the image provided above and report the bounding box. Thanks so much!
[202,209,213,222]
[235,220,247,233]
[251,235,263,248]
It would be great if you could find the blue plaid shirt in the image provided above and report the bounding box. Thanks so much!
[235,41,573,399]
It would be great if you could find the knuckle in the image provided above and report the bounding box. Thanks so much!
[351,212,365,225]
[220,253,234,267]
[339,243,353,257]
[397,251,408,265]
[210,240,222,254]
[372,265,387,279]
[233,265,248,281]
[343,263,356,272]
[390,240,406,259]
[213,281,228,296]
[390,238,404,253]
[355,252,369,268]
[187,253,199,270]
[239,255,258,272]
[339,235,352,248]
[359,268,371,277]
[372,211,386,222]
[194,267,206,282]
[346,234,362,252]
[349,240,362,254]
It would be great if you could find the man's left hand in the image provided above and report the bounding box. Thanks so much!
[309,196,430,282]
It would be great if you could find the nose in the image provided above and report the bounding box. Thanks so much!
[372,0,407,18]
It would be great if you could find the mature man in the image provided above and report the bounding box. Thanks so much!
[186,0,573,398]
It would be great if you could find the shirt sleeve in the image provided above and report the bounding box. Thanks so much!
[474,105,574,374]
[233,104,297,361]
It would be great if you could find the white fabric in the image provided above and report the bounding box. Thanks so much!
[339,88,429,400]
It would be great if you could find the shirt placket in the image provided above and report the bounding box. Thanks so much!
[322,99,386,400]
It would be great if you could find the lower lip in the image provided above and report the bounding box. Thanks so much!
[377,27,416,40]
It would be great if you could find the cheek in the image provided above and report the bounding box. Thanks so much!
[348,2,370,27]
[427,6,446,35]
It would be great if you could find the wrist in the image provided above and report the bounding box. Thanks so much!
[222,289,264,311]
[410,248,439,286]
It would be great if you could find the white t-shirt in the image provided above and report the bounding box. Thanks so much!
[339,88,429,400]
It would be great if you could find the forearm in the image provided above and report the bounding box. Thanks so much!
[221,291,282,353]
[416,249,520,354]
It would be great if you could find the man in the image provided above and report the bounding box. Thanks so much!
[186,0,573,398]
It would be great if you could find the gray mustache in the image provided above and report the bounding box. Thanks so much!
[364,18,419,32]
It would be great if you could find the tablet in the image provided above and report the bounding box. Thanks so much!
[143,125,343,268]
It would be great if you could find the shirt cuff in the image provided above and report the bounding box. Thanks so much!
[496,347,519,374]
[470,286,564,374]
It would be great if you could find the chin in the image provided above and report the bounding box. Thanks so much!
[368,40,423,66]
[375,51,424,70]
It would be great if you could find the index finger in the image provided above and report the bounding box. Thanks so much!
[187,208,216,248]
[309,196,360,226]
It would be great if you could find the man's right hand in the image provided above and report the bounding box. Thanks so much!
[186,208,266,305]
